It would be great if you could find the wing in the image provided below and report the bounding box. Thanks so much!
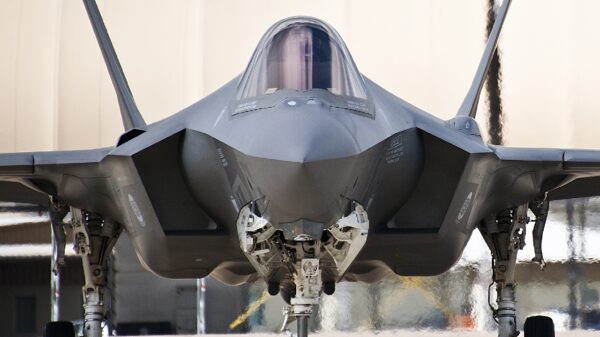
[491,145,600,202]
[0,148,113,212]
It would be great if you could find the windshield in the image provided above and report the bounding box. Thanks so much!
[237,17,367,100]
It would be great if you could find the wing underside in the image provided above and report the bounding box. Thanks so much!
[492,146,600,201]
[0,148,112,210]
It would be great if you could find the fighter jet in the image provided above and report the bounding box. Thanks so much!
[2,0,594,336]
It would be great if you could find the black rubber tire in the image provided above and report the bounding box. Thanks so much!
[268,281,280,296]
[524,315,555,337]
[44,321,75,337]
[281,287,293,305]
[323,280,335,295]
[280,283,297,305]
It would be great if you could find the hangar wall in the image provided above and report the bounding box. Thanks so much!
[2,0,600,153]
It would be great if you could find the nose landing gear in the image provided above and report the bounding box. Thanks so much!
[237,201,369,337]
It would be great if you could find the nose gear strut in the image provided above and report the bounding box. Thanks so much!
[285,259,321,337]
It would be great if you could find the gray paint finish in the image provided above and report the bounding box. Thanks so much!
[1,0,600,285]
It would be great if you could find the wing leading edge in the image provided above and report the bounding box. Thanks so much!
[492,146,600,201]
[0,148,113,213]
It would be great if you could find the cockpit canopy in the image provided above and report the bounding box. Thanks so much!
[237,17,367,100]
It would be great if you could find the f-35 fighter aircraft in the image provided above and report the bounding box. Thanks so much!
[3,0,596,336]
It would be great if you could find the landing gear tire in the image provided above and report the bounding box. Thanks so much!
[281,285,295,305]
[268,281,280,296]
[44,321,75,337]
[524,316,555,337]
[323,280,335,295]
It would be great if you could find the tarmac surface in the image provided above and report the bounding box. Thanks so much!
[122,332,598,337]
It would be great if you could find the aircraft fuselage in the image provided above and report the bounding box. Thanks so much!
[111,81,493,285]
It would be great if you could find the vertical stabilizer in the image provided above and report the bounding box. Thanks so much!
[457,0,511,118]
[83,0,146,130]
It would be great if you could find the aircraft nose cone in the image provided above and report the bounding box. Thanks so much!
[235,103,375,225]
[243,155,359,226]
[245,104,362,162]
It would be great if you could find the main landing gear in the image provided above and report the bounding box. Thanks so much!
[45,205,121,337]
[479,199,554,337]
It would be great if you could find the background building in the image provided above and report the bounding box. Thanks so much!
[2,0,600,151]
